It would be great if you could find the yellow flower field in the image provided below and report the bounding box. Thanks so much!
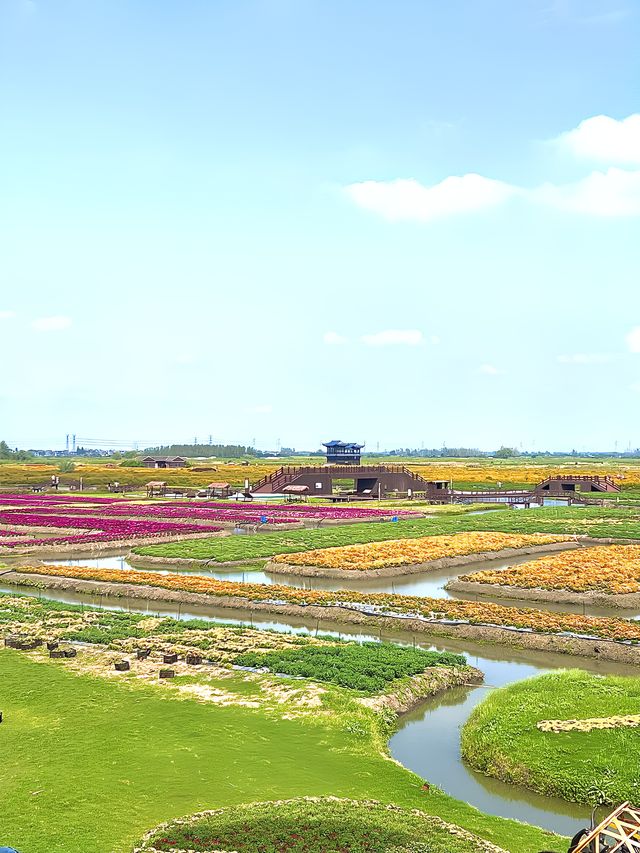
[459,545,640,595]
[272,532,568,571]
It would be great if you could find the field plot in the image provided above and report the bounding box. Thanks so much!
[0,593,563,853]
[135,505,640,565]
[458,545,640,595]
[461,670,640,805]
[0,494,412,554]
[271,532,570,574]
[135,798,507,853]
[12,563,640,644]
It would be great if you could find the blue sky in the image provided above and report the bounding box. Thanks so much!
[1,0,639,451]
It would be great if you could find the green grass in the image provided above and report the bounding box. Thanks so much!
[135,505,640,563]
[233,644,466,693]
[461,670,640,806]
[0,650,565,853]
[137,797,501,852]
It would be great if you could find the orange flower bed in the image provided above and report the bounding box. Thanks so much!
[272,532,568,571]
[459,545,640,596]
[15,564,640,643]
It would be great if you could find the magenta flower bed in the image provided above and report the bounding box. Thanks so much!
[0,494,413,525]
[0,493,415,551]
[0,509,221,549]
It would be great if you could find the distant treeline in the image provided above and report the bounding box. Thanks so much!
[143,443,260,458]
[385,447,488,458]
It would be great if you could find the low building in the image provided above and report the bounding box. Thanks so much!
[142,456,187,469]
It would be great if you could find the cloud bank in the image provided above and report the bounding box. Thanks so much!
[555,114,640,165]
[344,175,516,222]
[345,114,640,221]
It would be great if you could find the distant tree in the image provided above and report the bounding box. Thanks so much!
[58,460,76,473]
[494,446,519,458]
[0,440,31,461]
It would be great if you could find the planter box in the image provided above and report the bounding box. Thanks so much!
[136,649,151,660]
[186,653,203,666]
[114,661,130,672]
[63,648,77,658]
[47,641,59,651]
[163,653,178,664]
[49,649,66,658]
[159,669,175,679]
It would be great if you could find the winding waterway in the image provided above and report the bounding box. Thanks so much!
[4,534,639,838]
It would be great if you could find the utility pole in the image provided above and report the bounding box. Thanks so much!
[65,434,69,453]
[72,434,76,453]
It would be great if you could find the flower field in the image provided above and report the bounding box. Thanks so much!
[272,532,569,571]
[15,564,640,643]
[0,496,224,549]
[0,494,413,551]
[2,456,640,491]
[459,545,640,595]
[0,493,412,524]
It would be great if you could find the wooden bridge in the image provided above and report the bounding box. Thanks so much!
[252,466,621,503]
[252,464,444,498]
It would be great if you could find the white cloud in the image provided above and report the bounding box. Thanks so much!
[31,315,72,332]
[626,327,640,353]
[0,311,16,320]
[361,329,424,347]
[346,170,640,220]
[429,335,441,345]
[557,353,615,364]
[344,174,516,222]
[534,168,640,216]
[555,114,640,164]
[246,404,273,415]
[477,364,502,375]
[630,383,640,393]
[323,331,348,345]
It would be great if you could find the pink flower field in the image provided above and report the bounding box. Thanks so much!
[0,493,413,551]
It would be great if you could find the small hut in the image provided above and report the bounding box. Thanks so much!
[146,481,167,497]
[282,484,310,502]
[206,482,232,498]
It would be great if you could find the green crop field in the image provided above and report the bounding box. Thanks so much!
[0,612,565,853]
[461,670,640,806]
[135,505,640,563]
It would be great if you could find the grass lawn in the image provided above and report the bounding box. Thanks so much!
[0,649,564,853]
[134,506,640,563]
[461,670,640,806]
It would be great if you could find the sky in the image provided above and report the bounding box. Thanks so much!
[1,0,639,452]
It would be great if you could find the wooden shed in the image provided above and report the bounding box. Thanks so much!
[206,482,232,498]
[282,484,309,502]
